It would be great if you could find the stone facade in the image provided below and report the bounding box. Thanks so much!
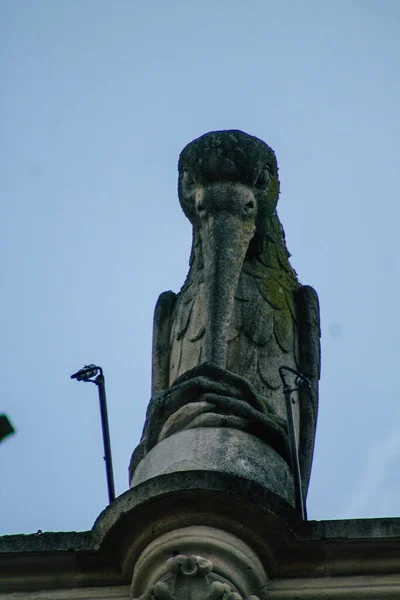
[1,472,400,599]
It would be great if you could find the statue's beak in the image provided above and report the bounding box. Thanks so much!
[198,182,256,368]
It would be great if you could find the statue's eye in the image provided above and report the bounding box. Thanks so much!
[182,170,196,186]
[256,168,270,187]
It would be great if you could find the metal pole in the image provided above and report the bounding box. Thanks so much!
[95,371,115,503]
[283,385,306,520]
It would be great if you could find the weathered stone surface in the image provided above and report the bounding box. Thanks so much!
[0,588,130,599]
[130,427,295,507]
[0,530,92,553]
[136,130,321,509]
[130,362,291,484]
[1,473,400,597]
[131,527,266,600]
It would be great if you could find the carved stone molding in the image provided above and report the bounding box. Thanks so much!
[130,526,268,600]
[132,553,259,600]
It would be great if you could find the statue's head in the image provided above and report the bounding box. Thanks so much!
[178,130,280,250]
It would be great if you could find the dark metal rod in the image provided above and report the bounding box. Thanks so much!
[283,386,306,520]
[96,373,115,503]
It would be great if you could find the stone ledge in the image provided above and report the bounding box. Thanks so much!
[268,574,400,599]
[0,585,130,599]
[0,471,399,594]
[0,531,93,554]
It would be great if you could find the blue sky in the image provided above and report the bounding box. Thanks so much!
[1,0,400,534]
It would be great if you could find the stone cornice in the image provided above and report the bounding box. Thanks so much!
[1,472,399,595]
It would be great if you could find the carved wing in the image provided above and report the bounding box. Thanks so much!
[152,291,177,394]
[227,264,320,501]
[294,285,321,499]
[227,262,299,415]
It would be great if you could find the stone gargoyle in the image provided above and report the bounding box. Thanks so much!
[130,130,320,501]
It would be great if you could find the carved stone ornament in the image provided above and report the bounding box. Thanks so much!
[130,527,267,600]
[132,553,259,600]
[130,130,321,504]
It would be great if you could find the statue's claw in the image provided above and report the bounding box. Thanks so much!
[131,361,290,472]
[166,361,276,415]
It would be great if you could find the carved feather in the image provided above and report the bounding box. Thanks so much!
[152,291,177,393]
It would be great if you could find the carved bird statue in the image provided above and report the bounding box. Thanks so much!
[145,130,320,499]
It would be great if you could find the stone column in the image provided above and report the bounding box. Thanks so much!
[127,426,296,600]
[131,526,267,600]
